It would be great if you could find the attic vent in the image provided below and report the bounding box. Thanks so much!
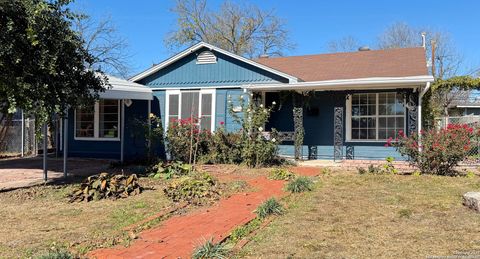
[196,51,217,64]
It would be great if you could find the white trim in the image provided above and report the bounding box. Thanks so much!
[346,92,406,142]
[455,105,480,108]
[243,75,435,91]
[74,100,121,141]
[164,88,216,132]
[101,74,153,100]
[129,42,298,83]
[150,85,243,91]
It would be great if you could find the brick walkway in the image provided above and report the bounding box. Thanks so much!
[88,175,292,259]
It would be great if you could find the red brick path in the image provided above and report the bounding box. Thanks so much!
[88,176,287,259]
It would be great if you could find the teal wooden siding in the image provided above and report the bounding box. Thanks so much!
[138,47,289,88]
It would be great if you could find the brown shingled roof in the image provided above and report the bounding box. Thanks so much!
[255,47,428,82]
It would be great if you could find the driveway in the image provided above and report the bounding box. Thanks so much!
[0,157,111,191]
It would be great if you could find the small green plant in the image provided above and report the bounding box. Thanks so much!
[286,177,314,193]
[68,173,142,202]
[163,172,220,204]
[412,171,421,177]
[192,239,227,259]
[381,156,398,174]
[269,168,296,180]
[357,167,367,174]
[465,171,476,178]
[229,218,261,242]
[255,198,284,219]
[149,161,192,179]
[321,167,332,175]
[35,250,73,259]
[398,208,413,218]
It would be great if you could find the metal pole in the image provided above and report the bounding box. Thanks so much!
[43,123,48,181]
[63,112,68,178]
[21,110,24,157]
[147,99,151,157]
[120,99,125,163]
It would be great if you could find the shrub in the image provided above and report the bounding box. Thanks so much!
[69,173,141,202]
[391,124,476,175]
[149,161,192,179]
[163,172,220,204]
[286,177,314,193]
[36,250,73,259]
[269,168,296,180]
[228,94,279,167]
[166,117,210,163]
[192,239,227,259]
[255,198,284,219]
[203,126,242,164]
[382,156,398,174]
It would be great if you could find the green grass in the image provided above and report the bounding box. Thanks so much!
[239,172,480,258]
[255,198,284,219]
[285,176,315,193]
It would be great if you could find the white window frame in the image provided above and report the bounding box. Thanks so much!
[74,100,121,141]
[346,92,406,142]
[165,89,216,132]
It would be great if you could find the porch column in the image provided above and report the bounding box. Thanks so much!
[63,111,68,178]
[21,110,24,157]
[43,123,48,181]
[147,99,151,156]
[120,99,125,163]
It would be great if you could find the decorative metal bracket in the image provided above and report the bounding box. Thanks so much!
[333,107,344,162]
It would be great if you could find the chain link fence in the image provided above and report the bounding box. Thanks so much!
[435,116,480,165]
[0,111,37,157]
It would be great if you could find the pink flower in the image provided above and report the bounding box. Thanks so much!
[220,121,224,125]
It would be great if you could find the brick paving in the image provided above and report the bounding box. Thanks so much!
[88,176,288,259]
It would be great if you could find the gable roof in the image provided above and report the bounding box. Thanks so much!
[129,42,298,83]
[255,47,429,82]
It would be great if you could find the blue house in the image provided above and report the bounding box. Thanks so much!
[64,42,434,162]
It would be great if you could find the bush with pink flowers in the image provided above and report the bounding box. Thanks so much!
[166,117,211,163]
[391,124,476,175]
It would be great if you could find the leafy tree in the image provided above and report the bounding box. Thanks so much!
[0,0,106,128]
[165,0,294,57]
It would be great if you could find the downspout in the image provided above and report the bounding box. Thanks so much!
[418,81,431,136]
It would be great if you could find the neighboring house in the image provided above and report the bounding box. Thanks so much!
[63,42,434,161]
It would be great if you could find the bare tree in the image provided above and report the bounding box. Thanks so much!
[327,36,360,53]
[377,22,463,79]
[165,0,294,57]
[74,15,131,78]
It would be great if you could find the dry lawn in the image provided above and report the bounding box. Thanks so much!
[240,172,480,258]
[0,177,174,258]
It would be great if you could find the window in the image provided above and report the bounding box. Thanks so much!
[347,92,405,141]
[75,99,120,140]
[166,90,216,132]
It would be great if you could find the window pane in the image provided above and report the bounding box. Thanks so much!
[359,94,368,105]
[200,116,211,131]
[169,95,179,116]
[75,104,94,138]
[352,105,360,116]
[99,99,119,138]
[396,117,404,128]
[201,94,212,116]
[181,92,199,119]
[352,117,359,128]
[368,129,376,139]
[352,129,359,139]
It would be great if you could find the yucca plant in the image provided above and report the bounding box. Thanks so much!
[286,176,314,193]
[192,238,227,259]
[255,198,284,219]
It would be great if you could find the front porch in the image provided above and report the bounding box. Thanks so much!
[246,76,434,161]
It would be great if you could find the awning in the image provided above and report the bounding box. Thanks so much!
[242,75,434,91]
[99,75,153,100]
